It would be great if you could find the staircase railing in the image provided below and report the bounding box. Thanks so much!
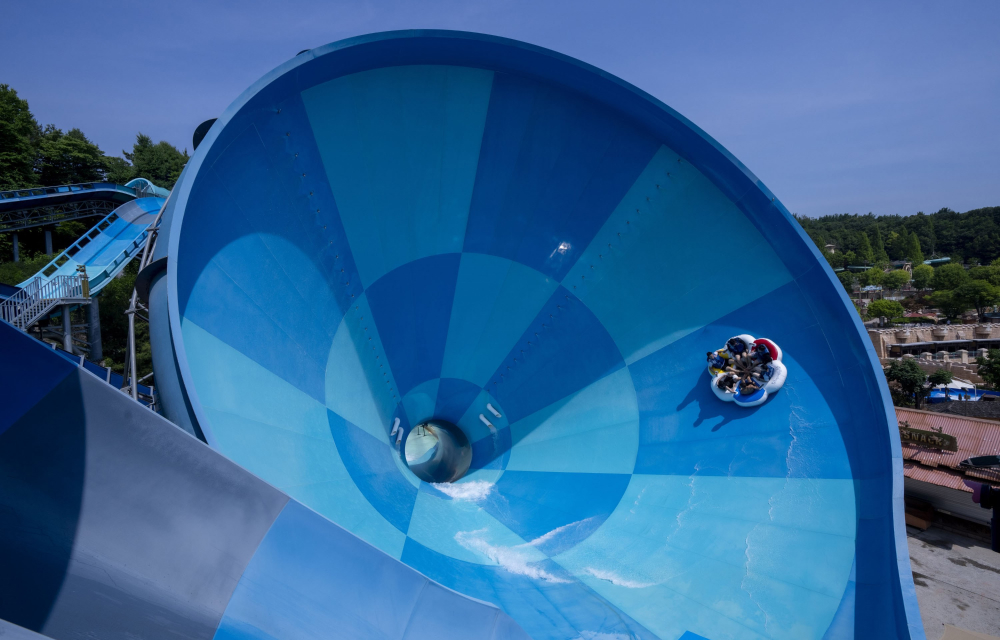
[0,274,88,331]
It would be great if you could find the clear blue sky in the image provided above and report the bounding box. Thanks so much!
[2,0,997,217]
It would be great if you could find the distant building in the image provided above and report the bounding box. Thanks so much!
[824,243,836,254]
[897,407,1000,527]
[928,400,1000,421]
[890,260,913,274]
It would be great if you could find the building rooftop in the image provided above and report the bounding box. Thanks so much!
[897,407,1000,490]
[929,400,1000,421]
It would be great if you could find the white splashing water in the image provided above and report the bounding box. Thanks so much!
[574,632,632,640]
[432,480,494,502]
[525,517,595,547]
[454,529,570,583]
[583,567,655,589]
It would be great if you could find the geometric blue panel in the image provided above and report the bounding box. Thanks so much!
[0,329,76,437]
[482,471,632,556]
[327,409,417,533]
[464,73,660,281]
[434,378,483,425]
[159,30,924,640]
[365,253,461,397]
[401,537,660,640]
[488,286,625,425]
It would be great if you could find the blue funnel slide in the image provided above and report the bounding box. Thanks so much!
[145,31,919,640]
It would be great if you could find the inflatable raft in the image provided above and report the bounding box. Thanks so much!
[708,335,786,407]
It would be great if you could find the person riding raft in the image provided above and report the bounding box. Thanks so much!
[752,342,773,366]
[716,372,738,393]
[726,337,748,356]
[707,350,729,372]
[739,378,760,396]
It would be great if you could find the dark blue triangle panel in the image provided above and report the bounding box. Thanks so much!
[327,409,418,533]
[366,254,461,397]
[488,286,625,425]
[463,73,660,281]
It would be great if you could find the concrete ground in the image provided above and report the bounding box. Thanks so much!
[908,523,1000,639]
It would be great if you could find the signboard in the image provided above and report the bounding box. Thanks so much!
[898,422,958,452]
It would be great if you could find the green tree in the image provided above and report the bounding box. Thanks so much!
[867,299,905,320]
[928,368,953,386]
[969,265,1000,287]
[904,231,925,264]
[0,253,50,286]
[837,270,856,293]
[906,212,936,256]
[858,267,885,287]
[97,261,152,376]
[954,280,1000,322]
[929,290,968,320]
[928,368,954,398]
[931,263,969,290]
[122,133,188,189]
[857,231,874,264]
[0,84,40,189]
[885,358,928,409]
[794,207,1000,267]
[882,269,910,290]
[885,231,903,261]
[976,349,1000,390]
[912,264,934,289]
[103,156,135,184]
[36,126,106,185]
[872,225,890,262]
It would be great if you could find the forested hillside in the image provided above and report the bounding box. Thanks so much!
[0,84,188,192]
[0,83,190,266]
[0,83,187,376]
[796,207,1000,268]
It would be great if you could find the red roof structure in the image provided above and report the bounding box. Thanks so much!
[896,407,1000,491]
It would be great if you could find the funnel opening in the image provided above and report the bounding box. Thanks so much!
[403,420,472,483]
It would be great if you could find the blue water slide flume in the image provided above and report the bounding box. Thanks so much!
[19,198,164,294]
[124,178,171,199]
[150,31,924,640]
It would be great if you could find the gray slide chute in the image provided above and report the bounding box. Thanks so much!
[0,320,527,640]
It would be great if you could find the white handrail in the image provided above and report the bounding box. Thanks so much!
[0,274,86,331]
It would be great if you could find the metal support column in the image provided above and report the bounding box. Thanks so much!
[44,227,53,256]
[87,296,102,362]
[127,296,138,397]
[62,304,73,353]
[11,232,19,262]
[123,199,167,402]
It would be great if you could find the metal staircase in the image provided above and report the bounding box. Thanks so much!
[0,273,89,331]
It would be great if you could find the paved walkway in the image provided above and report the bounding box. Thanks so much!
[908,524,1000,639]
